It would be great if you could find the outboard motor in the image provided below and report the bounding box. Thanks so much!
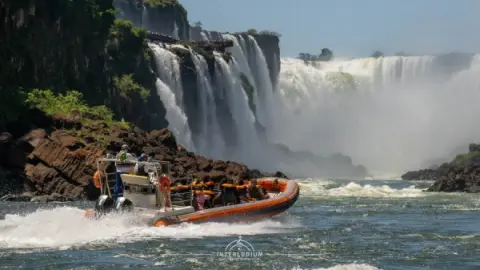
[115,197,134,213]
[94,195,114,217]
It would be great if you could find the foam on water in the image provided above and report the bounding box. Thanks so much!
[313,264,380,270]
[0,206,300,250]
[297,179,426,198]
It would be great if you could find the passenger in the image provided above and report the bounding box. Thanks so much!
[134,153,148,176]
[272,179,279,190]
[247,179,264,201]
[114,144,136,200]
[212,180,224,206]
[223,178,239,205]
[194,190,211,211]
[235,179,251,203]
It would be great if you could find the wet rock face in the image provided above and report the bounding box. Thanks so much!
[403,145,480,193]
[0,114,283,200]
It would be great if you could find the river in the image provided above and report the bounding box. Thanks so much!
[0,179,479,269]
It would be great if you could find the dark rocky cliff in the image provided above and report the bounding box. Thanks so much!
[402,143,480,193]
[114,0,189,39]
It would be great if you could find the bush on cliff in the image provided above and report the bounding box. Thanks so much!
[113,74,150,102]
[25,89,119,125]
[143,0,187,15]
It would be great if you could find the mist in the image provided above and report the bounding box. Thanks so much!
[272,54,480,175]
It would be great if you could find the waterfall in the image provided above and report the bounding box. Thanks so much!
[188,50,226,159]
[276,54,480,174]
[141,5,149,30]
[172,22,179,39]
[213,52,260,163]
[149,43,195,151]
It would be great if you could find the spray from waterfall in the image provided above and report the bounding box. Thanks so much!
[277,54,480,174]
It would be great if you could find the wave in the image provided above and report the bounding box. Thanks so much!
[297,179,426,198]
[0,206,300,250]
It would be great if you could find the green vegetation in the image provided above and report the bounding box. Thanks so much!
[298,48,333,64]
[193,21,202,27]
[244,29,281,37]
[258,30,282,37]
[454,151,480,165]
[25,89,121,125]
[113,75,150,102]
[143,0,187,15]
[239,73,256,115]
[325,72,357,92]
[371,50,384,58]
[222,52,233,63]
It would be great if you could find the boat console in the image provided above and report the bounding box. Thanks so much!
[92,155,195,219]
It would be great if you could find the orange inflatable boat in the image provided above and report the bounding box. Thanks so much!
[84,157,299,227]
[153,177,299,226]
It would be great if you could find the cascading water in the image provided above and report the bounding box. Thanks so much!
[212,52,261,164]
[172,22,179,39]
[188,50,226,159]
[276,54,480,175]
[149,43,195,151]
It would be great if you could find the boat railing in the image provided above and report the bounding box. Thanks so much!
[169,176,194,208]
[96,156,172,197]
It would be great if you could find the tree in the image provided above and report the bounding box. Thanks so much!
[371,50,384,58]
[318,48,333,61]
[193,21,202,27]
[247,28,257,35]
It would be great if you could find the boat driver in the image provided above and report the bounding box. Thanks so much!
[114,144,137,200]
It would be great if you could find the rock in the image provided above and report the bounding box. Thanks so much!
[1,116,286,200]
[0,132,13,165]
[404,143,480,192]
[4,192,33,202]
[273,171,288,179]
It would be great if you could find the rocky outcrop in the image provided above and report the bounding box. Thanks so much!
[402,143,480,192]
[0,113,282,201]
[114,0,189,40]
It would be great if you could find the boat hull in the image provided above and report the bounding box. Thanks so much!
[84,177,300,226]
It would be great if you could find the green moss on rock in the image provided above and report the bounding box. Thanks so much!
[325,72,357,92]
[240,73,256,115]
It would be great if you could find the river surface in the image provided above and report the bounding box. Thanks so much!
[0,179,479,270]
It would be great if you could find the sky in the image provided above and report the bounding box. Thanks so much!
[180,0,480,58]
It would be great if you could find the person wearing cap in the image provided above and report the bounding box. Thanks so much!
[114,144,136,200]
[134,153,149,176]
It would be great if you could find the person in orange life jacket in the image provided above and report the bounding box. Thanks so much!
[192,179,211,211]
[247,178,267,201]
[235,179,251,203]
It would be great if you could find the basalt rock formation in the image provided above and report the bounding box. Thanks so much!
[0,111,284,201]
[114,0,189,40]
[402,143,480,193]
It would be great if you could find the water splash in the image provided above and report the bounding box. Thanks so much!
[0,206,300,250]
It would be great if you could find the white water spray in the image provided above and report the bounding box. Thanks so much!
[277,54,480,174]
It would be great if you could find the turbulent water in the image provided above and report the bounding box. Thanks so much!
[1,179,479,269]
